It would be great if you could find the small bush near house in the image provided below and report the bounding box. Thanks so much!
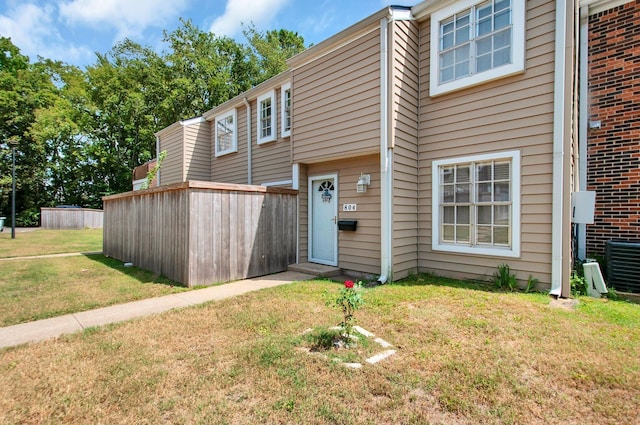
[526,275,539,293]
[493,263,518,292]
[571,269,588,296]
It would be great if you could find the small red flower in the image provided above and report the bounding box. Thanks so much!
[344,280,354,289]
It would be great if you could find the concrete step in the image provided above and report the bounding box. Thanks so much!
[288,262,342,278]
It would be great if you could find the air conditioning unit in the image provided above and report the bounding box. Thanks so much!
[606,241,640,293]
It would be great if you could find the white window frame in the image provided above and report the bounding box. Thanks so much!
[281,83,291,137]
[432,150,521,257]
[429,0,525,96]
[214,109,237,157]
[257,90,277,144]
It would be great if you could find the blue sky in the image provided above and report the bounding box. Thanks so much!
[0,0,415,68]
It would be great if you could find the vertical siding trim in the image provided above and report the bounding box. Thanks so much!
[577,6,589,260]
[379,15,393,283]
[243,97,252,184]
[293,163,300,264]
[155,136,161,186]
[551,0,573,297]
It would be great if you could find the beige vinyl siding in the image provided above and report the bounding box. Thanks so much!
[298,164,309,263]
[159,125,184,185]
[299,155,381,276]
[210,106,249,184]
[417,0,557,285]
[391,20,420,280]
[184,121,211,181]
[292,28,381,163]
[253,88,293,186]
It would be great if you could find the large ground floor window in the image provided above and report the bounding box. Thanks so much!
[432,150,520,257]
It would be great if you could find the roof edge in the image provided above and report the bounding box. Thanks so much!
[202,70,291,120]
[287,7,391,69]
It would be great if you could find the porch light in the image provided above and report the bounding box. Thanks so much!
[356,173,371,193]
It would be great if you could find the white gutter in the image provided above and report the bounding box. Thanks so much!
[578,5,589,260]
[155,135,160,186]
[243,98,252,184]
[292,163,300,264]
[550,0,569,296]
[378,13,392,284]
[377,7,413,284]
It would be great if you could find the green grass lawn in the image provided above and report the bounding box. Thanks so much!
[0,254,188,326]
[1,275,638,424]
[0,228,103,258]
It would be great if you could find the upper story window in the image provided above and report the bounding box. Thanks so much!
[432,150,521,257]
[257,90,277,144]
[281,83,291,137]
[215,109,237,157]
[430,0,525,96]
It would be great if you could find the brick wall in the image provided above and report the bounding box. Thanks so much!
[586,0,640,257]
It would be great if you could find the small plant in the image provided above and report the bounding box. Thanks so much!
[604,286,619,301]
[570,270,587,296]
[141,150,167,190]
[525,275,539,293]
[326,280,364,340]
[493,264,518,292]
[304,327,342,351]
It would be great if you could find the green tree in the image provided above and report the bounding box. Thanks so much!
[31,60,96,207]
[163,19,256,118]
[83,40,165,199]
[0,38,58,224]
[243,25,306,81]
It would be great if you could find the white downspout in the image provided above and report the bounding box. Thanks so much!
[292,163,300,264]
[550,0,569,296]
[378,13,392,284]
[578,5,589,260]
[155,135,160,186]
[243,98,252,185]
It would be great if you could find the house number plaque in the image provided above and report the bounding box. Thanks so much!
[342,204,357,212]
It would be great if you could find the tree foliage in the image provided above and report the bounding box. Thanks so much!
[0,22,306,223]
[244,25,306,81]
[0,38,58,224]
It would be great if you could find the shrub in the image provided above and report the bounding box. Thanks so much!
[493,264,518,292]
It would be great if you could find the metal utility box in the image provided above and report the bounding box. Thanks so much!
[571,191,596,224]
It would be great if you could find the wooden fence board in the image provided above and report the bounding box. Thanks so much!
[103,182,297,287]
[40,208,103,229]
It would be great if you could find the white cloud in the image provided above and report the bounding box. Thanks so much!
[209,0,289,37]
[0,2,93,63]
[59,0,190,40]
[0,3,55,55]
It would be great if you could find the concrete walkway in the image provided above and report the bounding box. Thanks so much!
[0,251,103,261]
[0,270,314,349]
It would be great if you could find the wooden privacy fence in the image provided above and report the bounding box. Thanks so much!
[40,208,104,229]
[102,181,298,287]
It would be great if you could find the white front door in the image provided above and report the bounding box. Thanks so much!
[309,175,338,266]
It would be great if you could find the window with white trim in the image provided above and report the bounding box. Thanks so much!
[257,90,276,144]
[214,110,237,157]
[430,0,525,96]
[432,150,520,257]
[281,83,291,137]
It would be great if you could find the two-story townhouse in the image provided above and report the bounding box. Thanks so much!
[153,0,576,295]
